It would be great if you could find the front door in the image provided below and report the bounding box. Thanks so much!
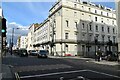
[82,45,85,57]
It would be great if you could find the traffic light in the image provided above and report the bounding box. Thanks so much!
[2,18,6,37]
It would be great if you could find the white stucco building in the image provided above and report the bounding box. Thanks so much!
[0,7,3,17]
[26,23,40,51]
[116,0,120,52]
[33,19,50,51]
[17,36,27,49]
[16,38,20,49]
[49,0,118,57]
[28,0,118,57]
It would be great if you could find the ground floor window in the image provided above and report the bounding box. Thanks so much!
[65,44,68,52]
[74,45,77,51]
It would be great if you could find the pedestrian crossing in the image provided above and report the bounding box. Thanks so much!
[19,69,120,80]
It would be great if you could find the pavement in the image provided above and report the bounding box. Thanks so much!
[2,64,13,80]
[48,55,120,66]
[3,52,16,58]
[91,60,119,66]
[2,53,15,80]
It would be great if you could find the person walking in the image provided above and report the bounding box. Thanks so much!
[10,46,12,55]
[96,49,102,62]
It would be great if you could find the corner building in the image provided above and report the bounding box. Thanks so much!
[116,0,120,53]
[34,0,118,57]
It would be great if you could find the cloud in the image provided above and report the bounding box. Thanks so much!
[1,0,116,2]
[2,0,57,2]
[79,0,115,2]
[6,22,29,45]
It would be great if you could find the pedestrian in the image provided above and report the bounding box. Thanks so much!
[10,47,12,55]
[95,52,97,61]
[96,49,102,62]
[117,52,120,62]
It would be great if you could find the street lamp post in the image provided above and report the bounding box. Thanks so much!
[86,21,92,57]
[50,20,55,56]
[52,23,54,56]
[108,40,112,53]
[86,24,89,57]
[94,36,98,60]
[60,42,62,56]
[10,28,14,55]
[10,28,27,54]
[11,28,14,48]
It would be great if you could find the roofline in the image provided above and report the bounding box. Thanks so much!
[28,23,34,29]
[49,0,60,11]
[35,18,49,31]
[49,0,115,13]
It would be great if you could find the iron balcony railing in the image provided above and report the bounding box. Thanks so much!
[33,39,118,47]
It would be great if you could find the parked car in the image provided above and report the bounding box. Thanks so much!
[37,50,48,58]
[65,53,72,56]
[27,50,31,55]
[106,53,118,61]
[101,51,118,61]
[13,50,19,55]
[18,49,28,57]
[29,50,38,56]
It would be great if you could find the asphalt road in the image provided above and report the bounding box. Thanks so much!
[2,55,120,80]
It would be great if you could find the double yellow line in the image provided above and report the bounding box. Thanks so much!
[15,72,20,80]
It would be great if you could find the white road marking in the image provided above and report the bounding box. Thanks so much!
[15,72,20,80]
[87,70,120,79]
[8,65,14,68]
[60,77,64,80]
[20,70,87,79]
[86,61,89,62]
[20,69,120,79]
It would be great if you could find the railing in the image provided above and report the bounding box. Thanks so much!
[33,39,118,47]
[55,39,118,45]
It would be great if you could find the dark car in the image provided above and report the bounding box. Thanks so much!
[106,53,118,61]
[13,50,19,55]
[18,49,28,57]
[101,51,118,61]
[29,50,38,56]
[37,50,48,58]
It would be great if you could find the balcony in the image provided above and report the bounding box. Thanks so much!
[54,39,94,44]
[55,39,77,44]
[33,39,118,47]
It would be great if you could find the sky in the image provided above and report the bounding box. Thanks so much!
[2,2,54,45]
[1,0,115,45]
